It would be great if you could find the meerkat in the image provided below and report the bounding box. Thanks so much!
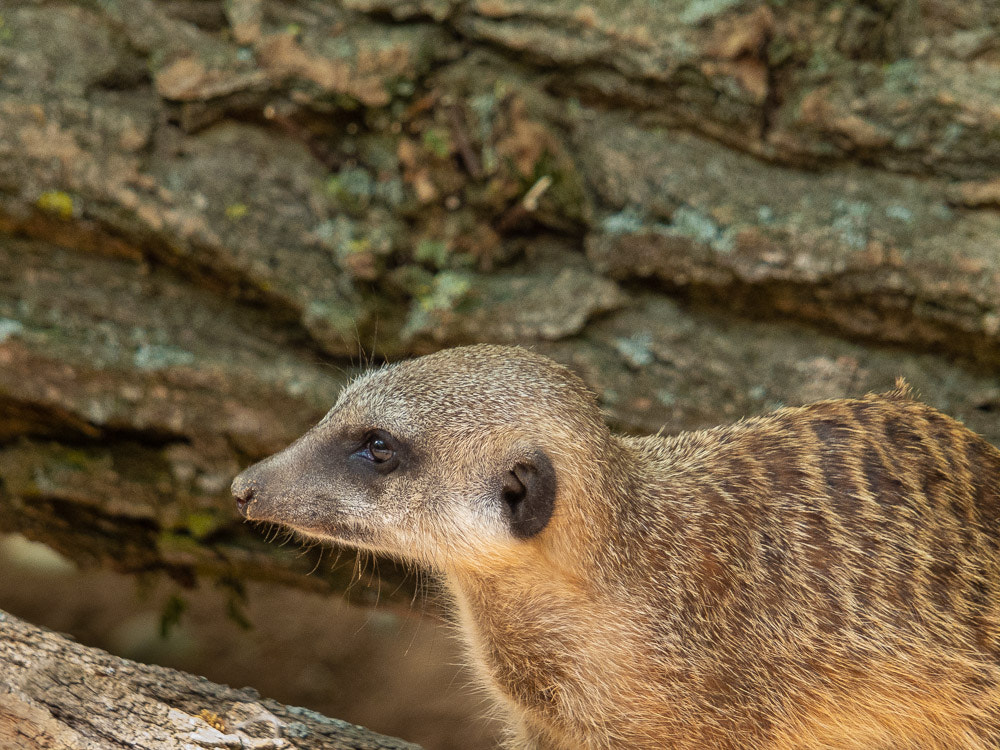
[231,344,1000,750]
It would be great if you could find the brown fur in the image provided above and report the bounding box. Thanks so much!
[232,346,1000,749]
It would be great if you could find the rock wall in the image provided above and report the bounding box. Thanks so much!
[1,0,998,604]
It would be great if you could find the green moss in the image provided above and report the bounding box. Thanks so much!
[401,271,473,340]
[36,191,74,220]
[183,510,222,540]
[346,237,372,255]
[157,531,204,557]
[59,448,94,471]
[420,271,471,311]
[331,93,361,111]
[325,167,375,213]
[415,238,449,268]
[224,202,248,220]
[422,127,452,158]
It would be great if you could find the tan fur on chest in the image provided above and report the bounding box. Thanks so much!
[448,557,663,749]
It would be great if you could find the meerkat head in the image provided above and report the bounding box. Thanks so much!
[231,345,612,571]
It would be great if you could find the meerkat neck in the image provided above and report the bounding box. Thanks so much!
[446,436,646,596]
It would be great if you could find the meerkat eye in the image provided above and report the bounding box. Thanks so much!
[368,436,394,462]
[349,429,401,474]
[354,430,398,469]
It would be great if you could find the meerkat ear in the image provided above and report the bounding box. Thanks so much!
[500,450,556,539]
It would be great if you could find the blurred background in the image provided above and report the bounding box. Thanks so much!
[0,0,998,746]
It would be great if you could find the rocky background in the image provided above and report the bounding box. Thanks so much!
[1,0,999,746]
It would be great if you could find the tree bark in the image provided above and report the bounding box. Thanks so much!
[0,608,419,749]
[0,0,998,611]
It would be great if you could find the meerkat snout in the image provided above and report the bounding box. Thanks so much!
[231,475,253,513]
[233,344,1000,750]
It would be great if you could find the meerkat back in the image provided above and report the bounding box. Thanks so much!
[613,384,1000,750]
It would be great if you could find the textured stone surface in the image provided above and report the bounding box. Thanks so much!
[0,0,998,614]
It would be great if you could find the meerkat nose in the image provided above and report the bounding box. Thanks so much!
[231,471,257,515]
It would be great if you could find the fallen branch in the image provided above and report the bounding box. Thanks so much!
[0,609,420,750]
